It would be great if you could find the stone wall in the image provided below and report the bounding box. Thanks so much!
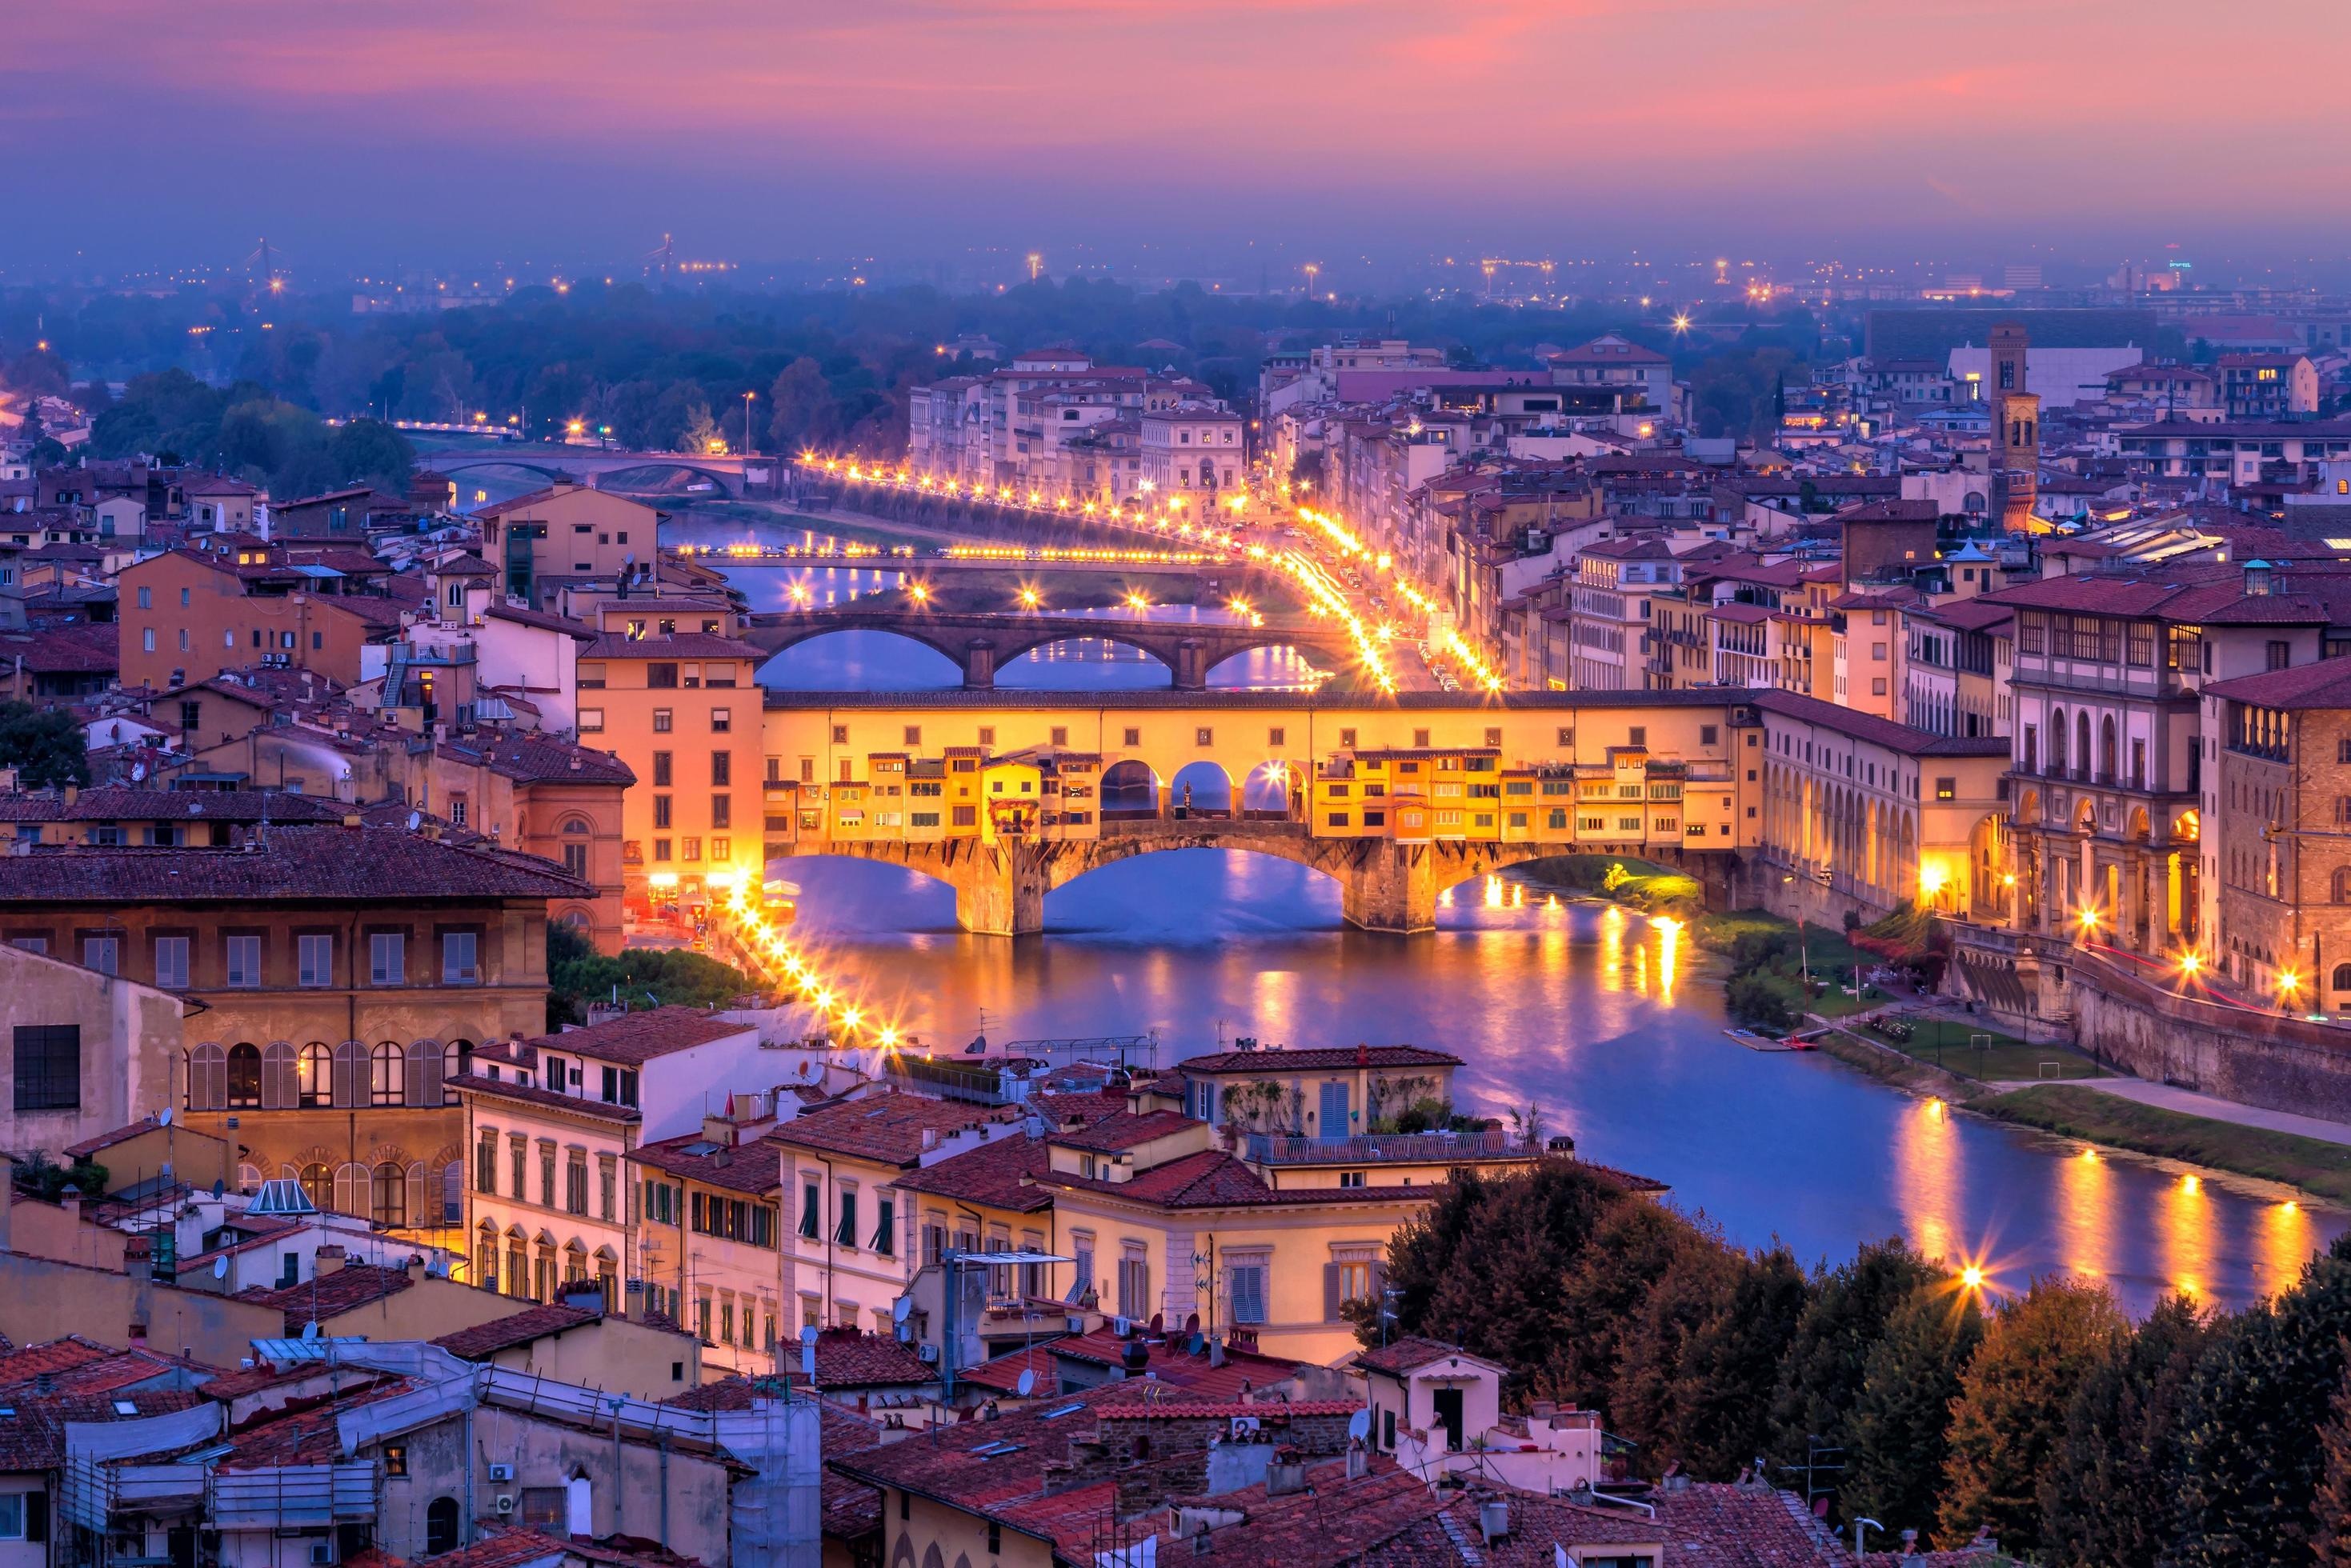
[2066,954,2351,1122]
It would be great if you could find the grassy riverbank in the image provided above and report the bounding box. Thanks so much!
[1977,1085,2351,1206]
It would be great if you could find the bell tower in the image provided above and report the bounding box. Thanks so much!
[1988,322,2038,531]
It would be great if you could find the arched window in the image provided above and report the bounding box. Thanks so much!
[2334,867,2351,905]
[563,1242,589,1290]
[2334,962,2351,994]
[186,1042,226,1112]
[2100,715,2117,781]
[373,1162,407,1227]
[443,1162,465,1225]
[299,1162,333,1211]
[299,1043,334,1108]
[426,1497,461,1557]
[236,1162,264,1195]
[407,1039,446,1108]
[262,1042,297,1110]
[332,1161,368,1217]
[451,1039,476,1080]
[2075,712,2092,780]
[224,1044,262,1110]
[371,1041,406,1106]
[2048,710,2067,774]
[332,1041,368,1109]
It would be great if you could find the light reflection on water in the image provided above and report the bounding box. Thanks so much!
[749,573,2344,1313]
[779,850,2342,1312]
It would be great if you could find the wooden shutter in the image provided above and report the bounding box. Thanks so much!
[333,1042,366,1109]
[261,1042,296,1110]
[407,1039,446,1107]
[1324,1263,1343,1323]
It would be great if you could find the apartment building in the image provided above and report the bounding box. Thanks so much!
[1139,405,1247,505]
[0,824,589,1234]
[458,1008,765,1306]
[475,485,662,606]
[578,617,766,920]
[117,538,413,690]
[1568,536,1678,691]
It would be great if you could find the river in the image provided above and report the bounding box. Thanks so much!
[725,562,2342,1313]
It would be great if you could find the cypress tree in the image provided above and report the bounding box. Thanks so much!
[2038,1293,2209,1566]
[1844,1284,1984,1542]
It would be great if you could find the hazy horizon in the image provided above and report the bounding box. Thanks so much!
[7,0,2351,284]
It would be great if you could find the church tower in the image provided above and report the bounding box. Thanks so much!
[1988,322,2038,531]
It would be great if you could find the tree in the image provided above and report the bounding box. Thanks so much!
[1552,1194,1706,1409]
[1768,1238,1943,1497]
[767,357,843,452]
[2313,1359,2351,1566]
[1844,1285,1984,1542]
[544,919,752,1028]
[327,418,416,494]
[2175,1233,2351,1567]
[2041,1294,2210,1568]
[0,702,89,787]
[1372,1157,1628,1393]
[1648,1244,1812,1479]
[1936,1275,2128,1553]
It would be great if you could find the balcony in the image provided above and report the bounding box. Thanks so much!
[1243,1129,1522,1165]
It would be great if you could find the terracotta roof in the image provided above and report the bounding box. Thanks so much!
[218,1378,411,1467]
[767,1092,1002,1167]
[1036,1150,1436,1211]
[2206,653,2351,710]
[0,1335,128,1388]
[960,1344,1059,1396]
[1751,690,2012,758]
[661,1378,885,1540]
[0,1388,210,1472]
[0,787,349,826]
[629,1132,782,1196]
[1047,1110,1198,1153]
[1350,1335,1504,1378]
[1172,1046,1461,1077]
[0,622,116,673]
[1364,1482,1852,1566]
[431,1303,600,1358]
[439,733,635,786]
[62,1115,178,1159]
[781,1329,934,1390]
[890,1133,1054,1213]
[483,602,599,639]
[0,824,594,903]
[235,1264,415,1330]
[508,1006,751,1067]
[450,1070,643,1123]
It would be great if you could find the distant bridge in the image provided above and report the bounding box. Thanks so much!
[742,606,1359,689]
[424,442,766,498]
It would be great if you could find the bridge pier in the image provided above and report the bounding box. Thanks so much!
[1175,639,1208,690]
[1340,844,1440,934]
[963,638,997,689]
[949,844,1046,937]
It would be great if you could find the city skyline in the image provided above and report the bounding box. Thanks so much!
[9,0,2351,277]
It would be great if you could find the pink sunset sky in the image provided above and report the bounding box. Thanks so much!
[6,0,2349,272]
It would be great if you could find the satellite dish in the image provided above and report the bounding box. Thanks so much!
[211,1178,225,1199]
[1347,1409,1372,1442]
[407,810,422,831]
[300,1320,318,1341]
[1015,1369,1036,1398]
[1187,1333,1204,1356]
[158,1107,173,1127]
[131,762,146,782]
[213,1256,230,1281]
[891,1296,912,1325]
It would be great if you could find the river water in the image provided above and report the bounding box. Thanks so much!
[726,563,2345,1313]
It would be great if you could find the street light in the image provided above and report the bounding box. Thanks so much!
[743,390,756,459]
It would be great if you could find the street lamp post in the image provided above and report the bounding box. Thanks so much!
[743,390,756,459]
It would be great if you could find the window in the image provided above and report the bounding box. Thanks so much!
[2269,641,2293,671]
[477,1130,499,1194]
[371,1042,406,1106]
[425,1498,459,1557]
[681,836,702,862]
[225,1043,262,1109]
[566,1150,588,1214]
[655,795,673,828]
[298,934,333,987]
[872,1195,895,1255]
[647,662,679,690]
[1628,726,1646,747]
[373,1162,407,1226]
[652,750,674,786]
[442,931,479,984]
[711,706,733,734]
[835,1189,859,1247]
[1935,778,1956,802]
[800,1180,820,1238]
[1196,727,1214,746]
[579,707,605,734]
[1228,1262,1268,1324]
[13,1025,79,1112]
[711,751,732,786]
[224,934,262,988]
[154,936,189,990]
[370,932,405,985]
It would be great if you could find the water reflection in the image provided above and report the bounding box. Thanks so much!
[774,850,2344,1311]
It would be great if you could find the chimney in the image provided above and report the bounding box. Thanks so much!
[406,1255,427,1286]
[123,1234,154,1284]
[1478,1499,1510,1544]
[314,1244,347,1276]
[1264,1449,1307,1498]
[60,1182,82,1226]
[625,1278,649,1319]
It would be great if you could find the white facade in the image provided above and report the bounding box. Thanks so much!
[1140,407,1246,501]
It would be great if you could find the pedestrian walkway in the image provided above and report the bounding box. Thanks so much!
[1989,1075,2351,1147]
